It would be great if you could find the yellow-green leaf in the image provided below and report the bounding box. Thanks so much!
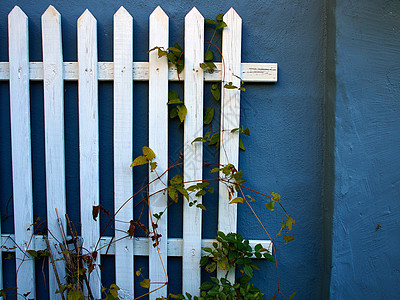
[283,235,295,243]
[140,278,150,289]
[265,201,275,211]
[143,146,155,161]
[289,292,296,299]
[150,162,158,171]
[130,155,147,167]
[286,216,295,232]
[229,197,243,204]
[177,105,187,123]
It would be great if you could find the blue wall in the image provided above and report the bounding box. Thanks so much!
[330,0,400,299]
[1,0,399,299]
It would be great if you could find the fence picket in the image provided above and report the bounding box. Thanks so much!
[78,9,101,298]
[113,6,134,299]
[42,6,66,298]
[218,7,242,283]
[148,6,169,299]
[1,5,277,296]
[8,6,36,299]
[183,7,204,296]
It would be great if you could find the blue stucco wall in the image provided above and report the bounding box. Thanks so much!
[330,0,400,299]
[4,0,399,299]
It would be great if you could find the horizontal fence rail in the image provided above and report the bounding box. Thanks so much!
[1,4,277,299]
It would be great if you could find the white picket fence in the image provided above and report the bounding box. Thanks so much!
[0,5,277,299]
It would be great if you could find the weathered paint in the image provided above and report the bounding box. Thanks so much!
[330,0,400,298]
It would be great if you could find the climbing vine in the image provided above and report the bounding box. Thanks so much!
[1,12,295,300]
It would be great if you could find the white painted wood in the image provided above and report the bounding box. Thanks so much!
[183,7,204,296]
[218,8,242,283]
[0,62,277,82]
[8,7,35,299]
[1,234,272,259]
[42,6,66,298]
[148,6,169,299]
[113,6,134,300]
[77,9,101,298]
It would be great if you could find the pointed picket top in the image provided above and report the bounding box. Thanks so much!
[224,7,242,22]
[114,6,131,19]
[150,6,168,23]
[8,5,27,19]
[78,9,96,26]
[42,5,60,19]
[185,6,203,20]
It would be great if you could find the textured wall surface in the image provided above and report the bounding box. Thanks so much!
[4,0,387,299]
[331,0,400,299]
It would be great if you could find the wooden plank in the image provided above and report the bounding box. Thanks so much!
[218,7,242,283]
[1,234,272,258]
[182,7,204,296]
[148,6,169,299]
[77,9,101,298]
[0,62,277,82]
[113,6,134,300]
[8,6,36,299]
[42,6,66,299]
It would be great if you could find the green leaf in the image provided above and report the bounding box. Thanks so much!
[204,107,214,125]
[265,201,275,211]
[216,20,227,29]
[177,105,187,123]
[271,192,281,201]
[170,107,178,119]
[172,42,182,52]
[289,292,297,299]
[143,146,155,161]
[140,278,150,289]
[241,127,250,136]
[168,89,179,100]
[191,137,206,144]
[231,127,240,133]
[167,98,183,105]
[130,155,147,167]
[27,250,38,258]
[208,133,220,146]
[238,87,246,91]
[167,52,176,64]
[205,18,216,24]
[239,137,245,151]
[243,264,253,278]
[196,204,206,210]
[200,256,209,266]
[224,82,237,89]
[229,197,243,204]
[210,167,220,173]
[205,61,217,70]
[205,50,214,61]
[283,235,295,243]
[167,46,182,54]
[263,252,276,263]
[67,290,84,300]
[170,174,183,185]
[211,84,220,101]
[200,281,214,290]
[216,13,224,22]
